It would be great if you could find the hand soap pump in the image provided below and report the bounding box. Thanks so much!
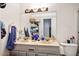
[70,36,75,43]
[70,38,73,43]
[72,36,75,43]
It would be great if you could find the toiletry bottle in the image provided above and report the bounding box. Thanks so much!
[41,36,45,41]
[67,39,70,43]
[70,38,73,43]
[72,36,75,43]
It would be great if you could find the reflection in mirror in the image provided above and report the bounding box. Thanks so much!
[29,17,39,36]
[23,12,56,41]
[29,16,40,40]
[43,19,51,37]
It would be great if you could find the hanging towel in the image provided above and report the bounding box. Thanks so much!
[6,26,16,50]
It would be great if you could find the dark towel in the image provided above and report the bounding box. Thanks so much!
[6,26,16,50]
[1,28,6,39]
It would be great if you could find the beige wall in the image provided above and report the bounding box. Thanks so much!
[0,3,79,55]
[0,3,20,55]
[20,4,79,54]
[20,3,79,43]
[56,4,78,43]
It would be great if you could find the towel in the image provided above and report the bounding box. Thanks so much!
[6,26,16,50]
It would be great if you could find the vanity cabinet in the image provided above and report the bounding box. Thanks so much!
[37,53,48,56]
[37,46,60,56]
[10,50,27,56]
[10,44,27,56]
[14,44,28,51]
[10,44,60,56]
[26,45,37,56]
[10,44,37,56]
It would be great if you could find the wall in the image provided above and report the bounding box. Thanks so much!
[20,3,79,43]
[19,4,79,54]
[0,3,79,55]
[0,3,20,55]
[56,4,78,43]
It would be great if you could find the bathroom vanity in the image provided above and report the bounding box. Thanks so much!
[10,37,60,56]
[9,12,59,56]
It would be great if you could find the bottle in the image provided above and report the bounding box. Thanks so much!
[41,36,45,41]
[70,38,73,43]
[67,39,70,43]
[72,36,75,43]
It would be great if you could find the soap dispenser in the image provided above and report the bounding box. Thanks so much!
[71,36,75,43]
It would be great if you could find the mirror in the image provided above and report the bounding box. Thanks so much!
[22,12,56,39]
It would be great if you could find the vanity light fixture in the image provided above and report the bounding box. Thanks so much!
[37,8,42,12]
[25,7,48,13]
[25,9,30,13]
[30,9,34,13]
[33,8,38,12]
[0,3,6,9]
[41,7,47,11]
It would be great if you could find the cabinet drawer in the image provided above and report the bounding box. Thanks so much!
[37,46,60,54]
[10,51,19,56]
[14,44,28,51]
[27,45,36,52]
[10,51,27,56]
[18,51,27,56]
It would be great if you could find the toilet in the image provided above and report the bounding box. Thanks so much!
[60,43,77,56]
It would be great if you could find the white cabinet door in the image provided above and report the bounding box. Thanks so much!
[10,51,27,56]
[18,51,27,56]
[37,46,60,55]
[27,52,36,56]
[14,44,28,51]
[47,54,59,56]
[10,51,19,56]
[37,53,48,56]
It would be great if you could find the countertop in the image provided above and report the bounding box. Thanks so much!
[15,37,60,46]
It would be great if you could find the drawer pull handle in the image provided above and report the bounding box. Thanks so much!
[28,49,34,51]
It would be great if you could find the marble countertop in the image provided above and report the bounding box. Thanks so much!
[15,37,60,46]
